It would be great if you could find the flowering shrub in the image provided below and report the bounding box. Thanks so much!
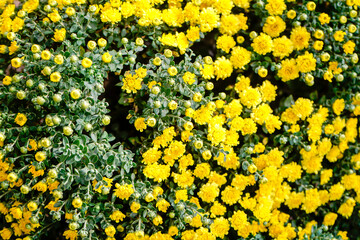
[0,0,360,239]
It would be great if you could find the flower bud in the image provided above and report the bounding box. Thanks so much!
[164,49,172,58]
[204,56,213,65]
[43,5,52,12]
[136,38,144,46]
[168,100,178,110]
[16,90,26,100]
[102,115,111,125]
[193,92,202,102]
[7,172,18,182]
[89,5,97,13]
[36,96,46,105]
[147,117,156,127]
[42,66,52,75]
[194,140,203,149]
[98,38,107,47]
[151,86,160,95]
[80,100,90,110]
[70,89,81,99]
[87,40,97,50]
[63,126,73,136]
[84,123,93,132]
[219,92,226,99]
[350,10,357,18]
[249,31,257,39]
[205,82,214,90]
[53,94,62,103]
[70,55,78,63]
[339,16,347,24]
[20,185,31,194]
[31,44,41,53]
[7,32,16,41]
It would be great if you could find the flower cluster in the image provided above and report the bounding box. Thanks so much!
[0,0,359,239]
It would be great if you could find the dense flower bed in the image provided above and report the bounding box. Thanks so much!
[0,0,359,239]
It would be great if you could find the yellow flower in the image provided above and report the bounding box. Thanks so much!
[152,215,163,226]
[329,183,345,201]
[182,72,196,85]
[323,70,333,82]
[194,163,210,179]
[168,100,178,110]
[156,199,170,212]
[230,46,251,69]
[313,40,324,51]
[318,13,330,25]
[221,186,241,205]
[105,225,116,237]
[306,1,316,10]
[63,230,78,240]
[32,181,47,192]
[122,72,142,93]
[263,16,286,38]
[11,57,22,68]
[54,55,64,64]
[198,182,220,203]
[9,41,19,55]
[337,198,356,219]
[66,7,76,17]
[98,38,107,47]
[50,72,61,82]
[27,201,38,211]
[332,99,345,115]
[53,28,66,42]
[287,10,296,19]
[81,58,92,68]
[333,30,346,42]
[337,231,349,240]
[72,197,83,209]
[258,67,268,78]
[210,217,230,238]
[130,202,141,213]
[168,226,178,236]
[100,52,112,63]
[210,201,226,217]
[0,45,7,54]
[2,76,11,85]
[216,34,236,53]
[230,210,249,233]
[272,36,293,59]
[343,40,356,54]
[35,151,46,161]
[134,117,147,132]
[101,7,122,24]
[214,56,233,80]
[290,26,311,50]
[110,210,126,223]
[114,183,134,200]
[277,58,299,82]
[251,33,273,55]
[48,9,61,22]
[0,228,12,240]
[41,50,51,60]
[199,7,220,32]
[296,51,316,73]
[70,89,81,99]
[14,113,27,126]
[265,0,286,15]
[302,188,321,213]
[167,66,178,76]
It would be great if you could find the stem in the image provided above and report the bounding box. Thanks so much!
[0,190,12,199]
